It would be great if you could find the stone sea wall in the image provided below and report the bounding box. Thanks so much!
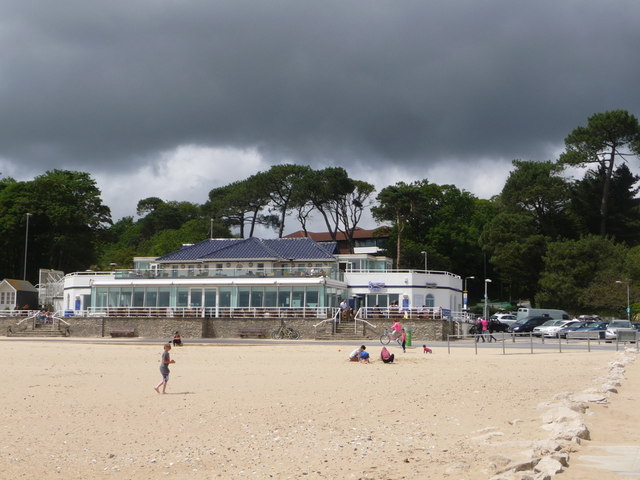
[1,315,455,341]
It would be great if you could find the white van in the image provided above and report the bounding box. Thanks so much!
[516,308,570,322]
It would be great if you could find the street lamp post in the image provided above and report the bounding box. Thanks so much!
[484,278,492,320]
[464,276,475,311]
[23,213,32,281]
[420,250,427,272]
[616,280,631,321]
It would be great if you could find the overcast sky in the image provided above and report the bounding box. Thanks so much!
[1,0,639,231]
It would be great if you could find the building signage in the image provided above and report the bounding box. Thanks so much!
[368,281,385,291]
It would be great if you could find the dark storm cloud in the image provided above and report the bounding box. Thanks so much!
[1,0,639,172]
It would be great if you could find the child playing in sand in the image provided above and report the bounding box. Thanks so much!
[359,350,370,363]
[154,343,176,394]
[349,345,366,362]
[423,344,432,354]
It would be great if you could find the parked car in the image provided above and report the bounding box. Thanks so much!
[532,319,566,337]
[491,313,517,327]
[562,321,609,339]
[605,320,634,341]
[469,319,510,335]
[577,315,602,322]
[509,316,553,333]
[542,320,582,338]
[556,322,595,338]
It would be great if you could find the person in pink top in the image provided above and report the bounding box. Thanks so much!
[400,328,407,352]
[389,319,403,341]
[481,317,491,342]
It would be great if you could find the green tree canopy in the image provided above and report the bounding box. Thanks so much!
[537,235,627,314]
[560,110,640,236]
[480,212,547,301]
[499,160,572,238]
[569,163,640,243]
[0,170,112,279]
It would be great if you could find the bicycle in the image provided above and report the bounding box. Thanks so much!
[271,324,301,340]
[380,327,402,346]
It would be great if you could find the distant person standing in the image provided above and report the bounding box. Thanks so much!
[400,328,407,352]
[340,299,351,320]
[475,318,485,343]
[481,317,491,342]
[487,320,498,342]
[154,343,176,394]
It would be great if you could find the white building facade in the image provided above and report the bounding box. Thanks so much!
[54,238,462,318]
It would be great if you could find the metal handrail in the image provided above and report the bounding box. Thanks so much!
[16,312,39,326]
[313,309,340,331]
[360,306,447,320]
[354,307,377,330]
[53,311,71,326]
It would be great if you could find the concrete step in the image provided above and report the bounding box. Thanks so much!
[10,330,67,337]
[315,332,366,340]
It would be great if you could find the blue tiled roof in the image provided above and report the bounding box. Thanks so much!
[156,237,336,262]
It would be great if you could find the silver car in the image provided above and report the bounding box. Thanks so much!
[543,320,582,338]
[532,319,566,337]
[605,320,634,341]
[491,313,517,327]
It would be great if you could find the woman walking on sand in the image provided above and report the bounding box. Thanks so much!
[154,343,175,394]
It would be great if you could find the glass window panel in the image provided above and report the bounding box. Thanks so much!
[120,289,132,307]
[292,287,305,307]
[306,288,319,307]
[108,290,119,308]
[250,287,263,307]
[238,287,250,307]
[278,289,290,307]
[204,289,216,307]
[366,294,377,308]
[93,288,105,308]
[425,294,435,308]
[219,288,232,307]
[133,288,145,307]
[145,289,158,307]
[158,288,170,307]
[190,289,202,307]
[264,288,277,307]
[176,288,189,307]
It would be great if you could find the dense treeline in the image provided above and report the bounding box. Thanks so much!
[1,110,639,317]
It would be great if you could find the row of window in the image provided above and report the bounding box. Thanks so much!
[90,286,436,310]
[92,286,347,309]
[0,291,16,306]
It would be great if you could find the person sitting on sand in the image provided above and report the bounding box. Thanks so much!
[173,331,182,347]
[349,345,366,362]
[423,344,432,354]
[380,346,394,363]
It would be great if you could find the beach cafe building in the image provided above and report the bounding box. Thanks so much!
[59,237,463,319]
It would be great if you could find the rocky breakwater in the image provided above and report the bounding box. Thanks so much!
[480,349,635,480]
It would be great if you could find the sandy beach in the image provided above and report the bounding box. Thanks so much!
[0,339,636,479]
